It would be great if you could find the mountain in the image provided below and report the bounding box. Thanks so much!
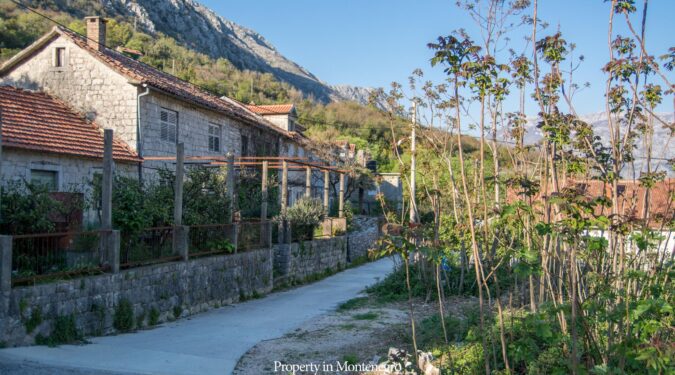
[520,112,674,178]
[25,0,366,103]
[329,84,374,105]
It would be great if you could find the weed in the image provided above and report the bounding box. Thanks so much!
[35,315,80,347]
[352,312,378,320]
[148,307,160,326]
[136,310,146,328]
[342,354,359,365]
[337,297,369,311]
[25,307,43,334]
[173,305,182,319]
[113,298,134,332]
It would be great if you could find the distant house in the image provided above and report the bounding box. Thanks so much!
[507,179,674,254]
[246,104,305,134]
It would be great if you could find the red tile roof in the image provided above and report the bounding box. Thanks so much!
[507,179,674,229]
[0,86,139,162]
[246,104,295,115]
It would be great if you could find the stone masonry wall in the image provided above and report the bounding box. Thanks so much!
[1,149,137,192]
[0,248,272,347]
[347,217,380,262]
[274,219,381,284]
[274,237,348,284]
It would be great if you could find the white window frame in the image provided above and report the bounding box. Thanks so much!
[208,123,221,152]
[160,108,178,143]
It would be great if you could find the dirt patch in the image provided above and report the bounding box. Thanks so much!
[233,295,477,375]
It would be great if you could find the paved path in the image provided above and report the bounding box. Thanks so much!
[0,258,395,375]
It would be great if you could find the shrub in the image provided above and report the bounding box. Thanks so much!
[0,180,61,234]
[113,299,134,332]
[35,315,80,347]
[25,307,43,334]
[148,307,160,326]
[278,197,324,227]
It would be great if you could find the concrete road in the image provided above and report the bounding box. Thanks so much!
[0,257,395,375]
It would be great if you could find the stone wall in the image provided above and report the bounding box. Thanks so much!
[0,248,272,347]
[1,149,137,192]
[274,219,381,284]
[274,237,348,284]
[347,217,380,262]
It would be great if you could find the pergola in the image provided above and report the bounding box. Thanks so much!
[143,151,348,225]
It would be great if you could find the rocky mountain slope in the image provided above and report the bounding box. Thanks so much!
[521,112,674,178]
[27,0,366,103]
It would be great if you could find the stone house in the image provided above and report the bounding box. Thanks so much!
[0,17,300,178]
[0,85,139,227]
[248,103,331,206]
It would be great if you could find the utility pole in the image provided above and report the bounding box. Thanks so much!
[409,101,418,224]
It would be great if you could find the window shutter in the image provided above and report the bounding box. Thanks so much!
[160,109,178,142]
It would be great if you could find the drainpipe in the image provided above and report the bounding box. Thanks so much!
[136,84,150,184]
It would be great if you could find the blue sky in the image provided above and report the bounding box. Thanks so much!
[202,0,674,117]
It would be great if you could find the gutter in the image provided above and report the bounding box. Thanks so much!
[137,83,150,182]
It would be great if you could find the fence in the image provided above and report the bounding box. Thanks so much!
[119,226,178,269]
[238,220,272,251]
[10,230,107,286]
[188,223,236,257]
[282,217,347,243]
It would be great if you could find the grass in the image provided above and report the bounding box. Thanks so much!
[352,312,379,320]
[337,297,370,311]
[342,354,359,365]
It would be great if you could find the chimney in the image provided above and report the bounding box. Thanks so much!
[84,16,107,51]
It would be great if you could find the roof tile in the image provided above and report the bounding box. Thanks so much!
[0,86,139,162]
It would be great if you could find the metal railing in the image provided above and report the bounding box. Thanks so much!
[11,230,106,286]
[238,220,272,251]
[120,227,178,269]
[188,223,237,257]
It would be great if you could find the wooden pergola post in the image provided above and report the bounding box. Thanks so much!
[280,160,289,243]
[101,129,113,229]
[261,160,268,220]
[305,166,311,198]
[281,160,288,211]
[323,170,330,216]
[338,173,345,218]
[226,153,235,224]
[173,143,184,226]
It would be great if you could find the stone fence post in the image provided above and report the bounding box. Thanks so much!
[173,226,189,261]
[0,235,10,341]
[101,230,120,273]
[231,223,239,253]
[0,235,11,293]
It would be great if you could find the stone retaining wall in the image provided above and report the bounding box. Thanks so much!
[274,218,381,284]
[0,248,272,347]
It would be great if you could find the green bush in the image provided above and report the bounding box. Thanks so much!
[0,180,61,234]
[148,307,160,326]
[113,299,134,332]
[24,307,43,334]
[35,315,80,347]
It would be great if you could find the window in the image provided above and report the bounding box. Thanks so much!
[208,123,221,152]
[160,108,178,143]
[241,135,248,156]
[53,47,66,67]
[31,169,58,191]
